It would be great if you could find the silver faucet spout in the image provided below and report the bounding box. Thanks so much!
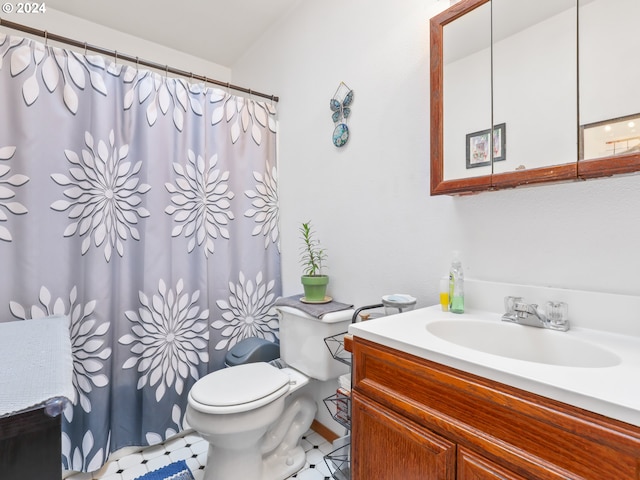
[515,302,546,321]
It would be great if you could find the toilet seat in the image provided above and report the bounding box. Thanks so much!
[188,362,290,415]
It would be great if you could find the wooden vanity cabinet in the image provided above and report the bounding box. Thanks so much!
[457,447,528,480]
[350,337,640,479]
[353,393,455,479]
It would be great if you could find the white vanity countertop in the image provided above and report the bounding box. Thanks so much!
[348,305,640,427]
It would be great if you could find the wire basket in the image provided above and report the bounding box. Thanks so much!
[324,332,351,366]
[324,442,351,480]
[323,389,351,429]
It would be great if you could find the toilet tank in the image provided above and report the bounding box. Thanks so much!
[276,306,353,381]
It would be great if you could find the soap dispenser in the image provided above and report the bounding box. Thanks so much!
[449,251,464,314]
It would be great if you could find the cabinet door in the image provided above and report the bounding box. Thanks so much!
[458,447,528,480]
[352,392,455,480]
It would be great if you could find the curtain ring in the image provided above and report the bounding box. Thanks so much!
[44,30,48,46]
[165,65,169,78]
[114,50,118,64]
[84,42,88,55]
[135,56,139,70]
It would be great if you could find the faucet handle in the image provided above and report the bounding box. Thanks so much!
[545,301,569,328]
[504,296,523,314]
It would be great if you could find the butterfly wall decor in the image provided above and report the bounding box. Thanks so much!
[330,82,354,147]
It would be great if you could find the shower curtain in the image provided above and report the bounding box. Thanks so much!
[0,33,281,471]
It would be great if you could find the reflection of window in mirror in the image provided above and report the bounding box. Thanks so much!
[492,0,577,174]
[579,0,640,162]
[580,114,640,161]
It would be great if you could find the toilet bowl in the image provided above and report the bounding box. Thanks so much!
[186,306,353,480]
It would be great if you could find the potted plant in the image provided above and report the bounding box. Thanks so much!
[299,221,329,303]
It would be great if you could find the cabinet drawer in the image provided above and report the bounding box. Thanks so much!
[352,337,640,479]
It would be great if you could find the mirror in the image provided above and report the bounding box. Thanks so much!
[431,0,640,195]
[442,1,491,183]
[431,0,492,195]
[491,0,577,176]
[578,0,640,178]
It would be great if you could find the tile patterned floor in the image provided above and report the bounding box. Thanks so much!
[63,428,336,480]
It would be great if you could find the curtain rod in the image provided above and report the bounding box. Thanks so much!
[0,17,279,102]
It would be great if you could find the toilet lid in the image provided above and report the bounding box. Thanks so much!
[190,362,289,408]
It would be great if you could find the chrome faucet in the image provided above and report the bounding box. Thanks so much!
[501,297,570,332]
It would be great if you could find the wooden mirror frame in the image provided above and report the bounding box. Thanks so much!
[430,0,640,196]
[430,0,493,195]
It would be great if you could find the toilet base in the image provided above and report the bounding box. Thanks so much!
[195,395,317,480]
[201,442,307,480]
[262,445,306,480]
[202,443,262,480]
[260,395,316,480]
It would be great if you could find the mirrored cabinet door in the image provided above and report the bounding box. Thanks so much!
[430,0,640,194]
[491,0,577,181]
[578,0,640,177]
[431,0,493,195]
[442,1,492,182]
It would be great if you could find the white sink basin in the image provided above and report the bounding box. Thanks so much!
[426,319,621,368]
[350,303,640,426]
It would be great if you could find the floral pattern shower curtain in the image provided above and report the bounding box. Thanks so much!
[0,33,281,471]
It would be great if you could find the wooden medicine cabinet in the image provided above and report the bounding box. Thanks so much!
[430,0,640,195]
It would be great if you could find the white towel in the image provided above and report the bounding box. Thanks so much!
[0,315,75,417]
[338,373,351,392]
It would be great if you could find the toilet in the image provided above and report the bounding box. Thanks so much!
[186,306,353,480]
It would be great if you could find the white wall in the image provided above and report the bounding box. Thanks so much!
[232,0,640,310]
[233,0,454,309]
